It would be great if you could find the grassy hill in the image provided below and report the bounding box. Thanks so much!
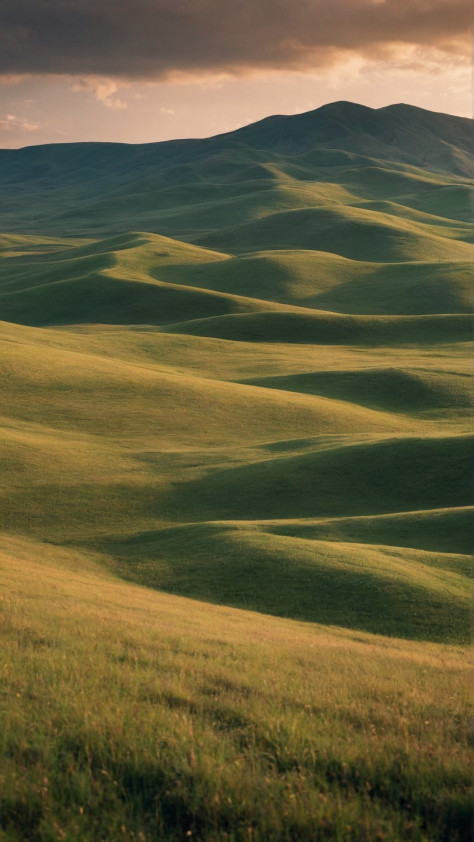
[0,101,472,840]
[1,536,470,841]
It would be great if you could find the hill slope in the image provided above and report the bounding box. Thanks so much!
[1,536,470,841]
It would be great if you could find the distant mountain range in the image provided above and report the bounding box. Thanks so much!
[0,101,472,239]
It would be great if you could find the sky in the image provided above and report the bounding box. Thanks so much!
[0,0,471,148]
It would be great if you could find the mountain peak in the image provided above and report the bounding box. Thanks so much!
[223,100,471,169]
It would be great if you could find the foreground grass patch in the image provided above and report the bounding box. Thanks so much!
[0,536,470,841]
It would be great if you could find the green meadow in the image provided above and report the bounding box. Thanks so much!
[0,102,472,840]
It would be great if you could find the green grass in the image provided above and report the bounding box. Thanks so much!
[197,205,473,260]
[2,236,471,326]
[159,311,471,345]
[102,522,470,643]
[0,537,471,842]
[242,368,472,414]
[0,101,472,839]
[263,506,473,555]
[158,435,472,521]
[154,250,473,315]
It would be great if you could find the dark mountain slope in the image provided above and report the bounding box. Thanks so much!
[229,101,472,173]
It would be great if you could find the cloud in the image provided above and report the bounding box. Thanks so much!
[0,113,38,131]
[0,0,469,82]
[70,76,127,109]
[0,74,30,85]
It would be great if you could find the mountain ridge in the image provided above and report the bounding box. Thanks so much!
[2,100,472,152]
[0,100,472,238]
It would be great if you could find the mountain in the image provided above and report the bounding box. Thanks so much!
[0,101,472,239]
[229,101,472,167]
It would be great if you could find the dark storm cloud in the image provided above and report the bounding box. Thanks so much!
[0,0,470,79]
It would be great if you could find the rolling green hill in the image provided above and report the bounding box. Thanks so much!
[0,101,472,640]
[0,101,472,840]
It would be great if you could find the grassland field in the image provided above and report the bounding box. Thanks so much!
[0,101,472,840]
